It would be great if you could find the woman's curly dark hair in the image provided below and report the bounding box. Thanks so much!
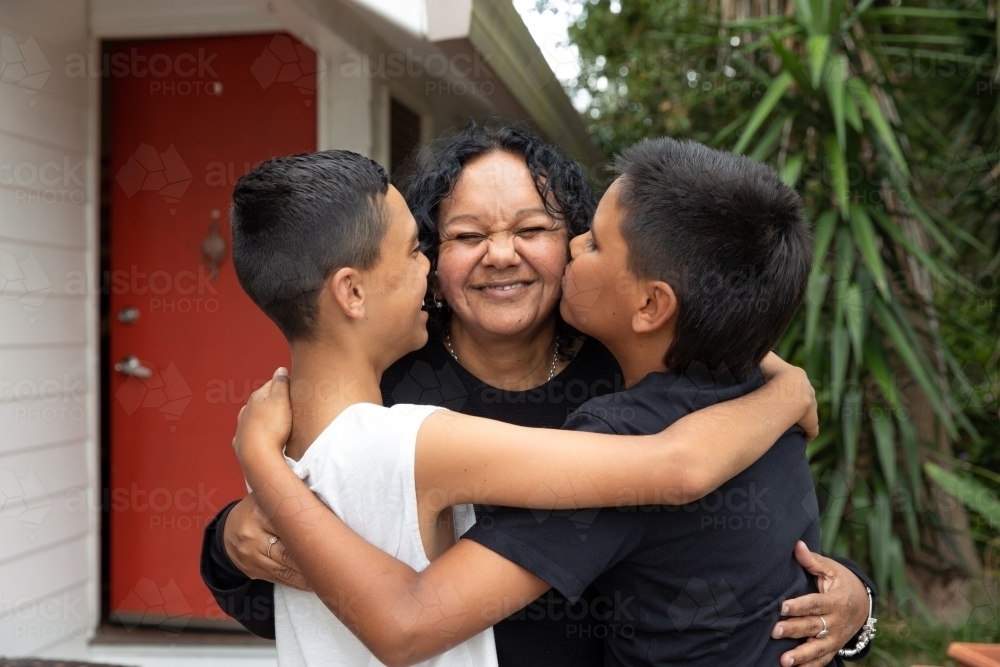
[400,120,597,349]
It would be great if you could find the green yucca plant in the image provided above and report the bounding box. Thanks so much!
[563,0,999,604]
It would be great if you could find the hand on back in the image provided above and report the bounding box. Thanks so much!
[223,493,310,591]
[227,367,308,589]
[760,352,818,441]
[232,367,293,465]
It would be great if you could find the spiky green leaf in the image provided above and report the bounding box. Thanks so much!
[871,409,897,490]
[825,134,850,220]
[843,284,865,363]
[733,72,794,154]
[825,54,848,150]
[849,207,890,299]
[848,79,911,178]
[925,463,1000,530]
[807,35,832,89]
[872,300,953,433]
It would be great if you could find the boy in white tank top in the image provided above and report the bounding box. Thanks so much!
[272,404,493,667]
[228,151,816,667]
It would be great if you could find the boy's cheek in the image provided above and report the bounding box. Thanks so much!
[616,273,644,298]
[562,262,605,305]
[560,264,607,329]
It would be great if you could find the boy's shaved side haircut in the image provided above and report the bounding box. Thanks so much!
[614,137,813,382]
[230,150,390,341]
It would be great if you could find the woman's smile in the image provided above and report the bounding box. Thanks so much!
[470,279,538,300]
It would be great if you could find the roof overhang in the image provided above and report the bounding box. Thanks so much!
[463,0,603,166]
[338,0,604,166]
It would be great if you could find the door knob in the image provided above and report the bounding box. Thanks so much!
[114,355,153,378]
[118,306,140,325]
[201,209,227,280]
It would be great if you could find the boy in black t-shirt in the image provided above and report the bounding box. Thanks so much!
[234,139,874,667]
[461,140,837,666]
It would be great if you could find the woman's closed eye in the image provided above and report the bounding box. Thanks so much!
[516,227,548,238]
[453,233,486,243]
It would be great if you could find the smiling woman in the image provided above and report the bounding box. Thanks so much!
[432,150,575,387]
[407,123,597,391]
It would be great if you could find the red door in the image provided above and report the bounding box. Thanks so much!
[107,33,316,628]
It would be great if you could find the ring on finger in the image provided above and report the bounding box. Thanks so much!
[815,615,829,639]
[267,535,278,559]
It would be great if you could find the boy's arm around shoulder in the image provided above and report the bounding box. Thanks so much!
[234,358,818,667]
[234,371,551,666]
[416,352,818,514]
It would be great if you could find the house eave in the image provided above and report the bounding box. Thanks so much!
[466,0,603,167]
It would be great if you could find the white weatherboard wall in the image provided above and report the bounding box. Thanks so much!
[0,0,98,657]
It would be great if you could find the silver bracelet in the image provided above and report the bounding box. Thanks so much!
[838,586,877,659]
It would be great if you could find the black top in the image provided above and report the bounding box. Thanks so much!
[464,367,865,667]
[201,336,624,667]
[200,339,875,663]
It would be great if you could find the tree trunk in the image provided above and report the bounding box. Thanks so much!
[883,186,985,586]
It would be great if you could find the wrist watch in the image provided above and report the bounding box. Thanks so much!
[838,586,877,659]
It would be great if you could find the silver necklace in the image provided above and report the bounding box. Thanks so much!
[444,323,560,382]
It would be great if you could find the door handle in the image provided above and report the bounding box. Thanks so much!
[114,355,153,378]
[117,306,140,325]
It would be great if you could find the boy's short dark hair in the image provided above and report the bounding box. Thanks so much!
[614,138,812,382]
[231,150,389,341]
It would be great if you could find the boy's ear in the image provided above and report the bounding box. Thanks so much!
[632,279,678,334]
[325,267,366,320]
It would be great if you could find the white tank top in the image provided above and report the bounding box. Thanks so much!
[272,402,497,667]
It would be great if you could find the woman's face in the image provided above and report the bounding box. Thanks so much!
[435,151,570,338]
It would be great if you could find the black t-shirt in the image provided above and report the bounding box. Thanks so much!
[200,336,624,667]
[464,367,835,667]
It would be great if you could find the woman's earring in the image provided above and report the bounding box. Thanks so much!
[432,293,445,309]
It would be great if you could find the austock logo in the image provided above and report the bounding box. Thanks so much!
[812,468,877,533]
[516,469,600,538]
[115,143,193,206]
[388,577,468,638]
[114,577,192,634]
[115,361,193,420]
[0,34,52,104]
[0,469,51,533]
[0,247,52,314]
[251,35,323,99]
[667,577,744,643]
[960,578,999,638]
[953,143,998,204]
[390,360,469,410]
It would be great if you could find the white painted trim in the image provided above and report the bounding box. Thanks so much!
[83,15,102,643]
[316,48,329,151]
[371,81,391,170]
[40,632,278,666]
[350,0,426,38]
[89,0,281,39]
[426,0,472,42]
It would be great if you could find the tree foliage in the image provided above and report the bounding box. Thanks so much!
[559,0,999,603]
